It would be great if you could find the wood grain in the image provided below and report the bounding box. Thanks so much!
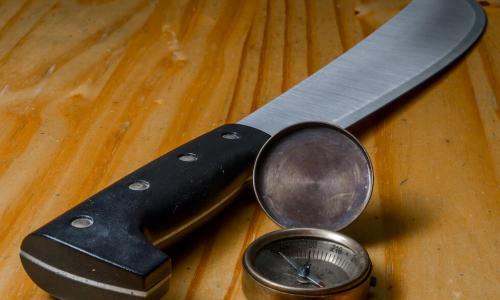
[0,0,498,299]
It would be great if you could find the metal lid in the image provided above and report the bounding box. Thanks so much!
[253,122,373,231]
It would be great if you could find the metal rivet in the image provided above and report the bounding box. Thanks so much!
[71,216,94,228]
[178,153,198,162]
[222,132,240,140]
[129,180,150,191]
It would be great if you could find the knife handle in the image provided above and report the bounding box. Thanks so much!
[20,124,270,300]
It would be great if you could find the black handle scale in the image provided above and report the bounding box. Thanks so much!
[20,124,270,300]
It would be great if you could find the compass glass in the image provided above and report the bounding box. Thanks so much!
[252,237,367,289]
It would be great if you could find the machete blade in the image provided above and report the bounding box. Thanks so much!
[239,0,486,134]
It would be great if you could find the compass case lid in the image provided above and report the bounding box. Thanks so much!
[253,122,373,231]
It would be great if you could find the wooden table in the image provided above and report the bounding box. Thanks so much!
[0,0,498,299]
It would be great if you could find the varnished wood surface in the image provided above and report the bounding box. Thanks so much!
[0,0,498,299]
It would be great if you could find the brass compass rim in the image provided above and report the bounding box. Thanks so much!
[242,228,372,297]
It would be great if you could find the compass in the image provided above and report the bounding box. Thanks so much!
[243,228,371,299]
[243,123,374,299]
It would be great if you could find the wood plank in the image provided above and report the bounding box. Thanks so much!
[0,0,498,299]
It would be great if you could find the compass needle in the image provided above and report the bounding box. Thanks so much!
[278,252,300,271]
[245,229,372,298]
[300,264,325,288]
[279,252,326,288]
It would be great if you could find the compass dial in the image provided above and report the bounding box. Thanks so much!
[243,228,371,297]
[254,237,365,289]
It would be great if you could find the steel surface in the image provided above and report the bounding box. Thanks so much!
[238,0,485,134]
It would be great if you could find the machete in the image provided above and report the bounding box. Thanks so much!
[20,0,485,299]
